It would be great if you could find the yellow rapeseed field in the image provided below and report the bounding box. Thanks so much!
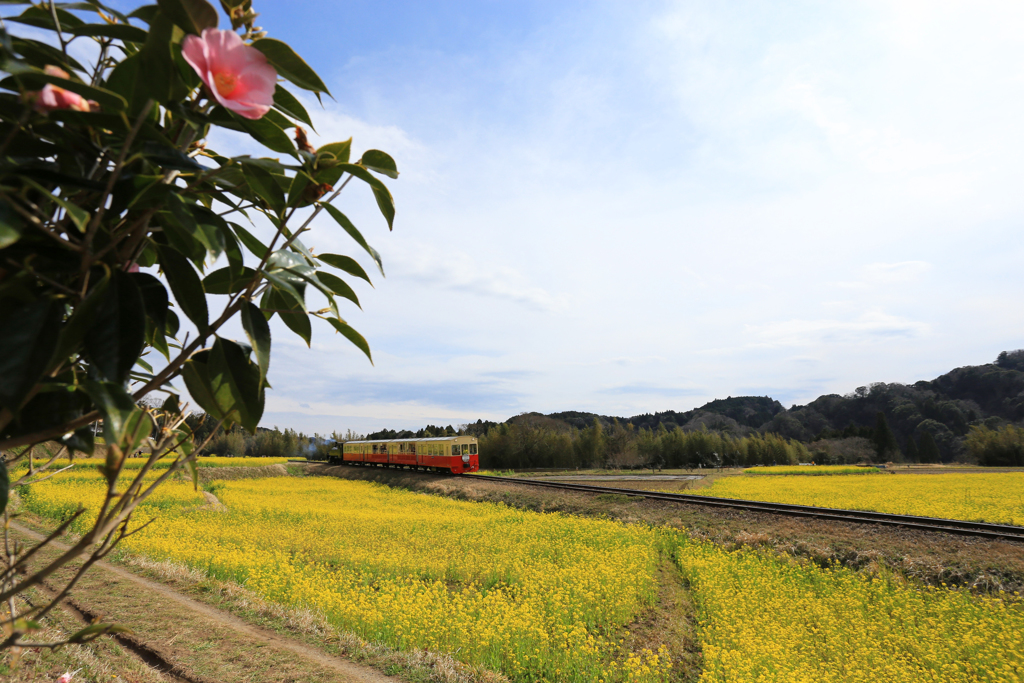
[673,541,1024,682]
[694,472,1024,525]
[17,470,1024,682]
[13,455,295,473]
[21,471,669,682]
[743,465,879,475]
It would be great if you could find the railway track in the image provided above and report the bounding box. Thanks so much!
[466,474,1024,542]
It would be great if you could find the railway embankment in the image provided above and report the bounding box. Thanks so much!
[196,463,291,483]
[306,463,1024,594]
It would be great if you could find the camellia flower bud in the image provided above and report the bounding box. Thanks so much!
[181,28,277,120]
[25,65,99,114]
[294,126,316,154]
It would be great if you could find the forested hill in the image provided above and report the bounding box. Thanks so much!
[518,350,1024,461]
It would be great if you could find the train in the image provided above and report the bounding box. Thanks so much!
[327,435,480,474]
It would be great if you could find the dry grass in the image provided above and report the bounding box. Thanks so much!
[0,585,174,683]
[621,561,703,682]
[120,554,510,683]
[196,464,290,482]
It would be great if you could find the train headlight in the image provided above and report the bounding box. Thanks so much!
[461,455,470,463]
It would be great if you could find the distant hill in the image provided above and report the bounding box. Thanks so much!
[533,350,1024,461]
[392,350,1024,463]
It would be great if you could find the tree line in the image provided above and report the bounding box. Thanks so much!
[474,415,813,470]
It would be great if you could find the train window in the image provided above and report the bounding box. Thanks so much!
[373,444,379,454]
[410,444,416,454]
[469,444,477,455]
[451,445,458,456]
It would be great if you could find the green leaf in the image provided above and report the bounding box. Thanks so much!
[57,425,95,457]
[1,71,126,111]
[68,622,131,643]
[217,221,246,278]
[319,204,384,276]
[156,209,204,264]
[183,456,198,490]
[286,171,313,208]
[231,111,296,156]
[51,276,110,373]
[0,298,61,412]
[251,38,330,95]
[180,346,264,434]
[273,84,313,129]
[359,149,399,179]
[157,244,208,331]
[241,301,271,389]
[336,163,395,230]
[82,380,142,446]
[326,317,372,364]
[156,0,218,35]
[169,194,224,261]
[128,4,161,23]
[142,140,205,171]
[10,36,86,72]
[202,266,256,294]
[263,288,310,346]
[231,222,269,260]
[69,23,149,42]
[7,6,85,31]
[315,253,372,286]
[82,271,147,384]
[240,162,285,215]
[130,273,169,333]
[316,271,360,309]
[317,139,351,164]
[123,409,155,454]
[0,198,25,249]
[312,139,352,185]
[262,268,306,310]
[208,337,264,432]
[182,350,228,422]
[102,51,144,112]
[21,178,90,233]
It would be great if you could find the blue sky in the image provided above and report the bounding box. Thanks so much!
[100,1,1024,433]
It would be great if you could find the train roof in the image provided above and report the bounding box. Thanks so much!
[344,436,472,444]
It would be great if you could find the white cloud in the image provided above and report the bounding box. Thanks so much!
[833,261,932,289]
[388,242,570,312]
[744,310,930,348]
[863,261,931,284]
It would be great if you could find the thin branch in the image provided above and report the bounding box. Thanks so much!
[82,100,154,250]
[296,174,353,235]
[12,463,75,488]
[0,509,86,583]
[48,0,68,56]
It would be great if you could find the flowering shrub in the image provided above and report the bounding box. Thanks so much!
[0,0,396,475]
[0,0,396,651]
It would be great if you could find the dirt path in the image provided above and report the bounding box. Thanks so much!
[12,521,396,683]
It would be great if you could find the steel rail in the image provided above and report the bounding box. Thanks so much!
[464,474,1024,541]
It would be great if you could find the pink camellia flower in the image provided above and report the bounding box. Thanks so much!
[27,65,98,113]
[181,29,277,120]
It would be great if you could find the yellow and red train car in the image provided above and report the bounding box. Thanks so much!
[328,435,479,474]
